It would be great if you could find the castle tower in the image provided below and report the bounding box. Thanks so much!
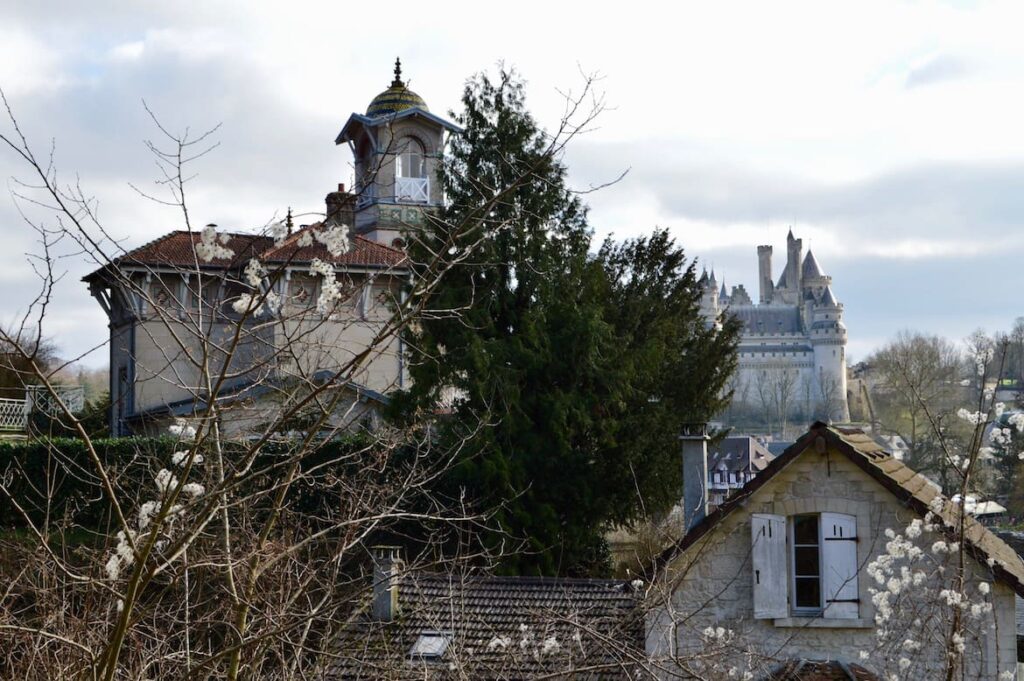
[699,269,720,321]
[335,59,461,246]
[785,228,803,293]
[757,245,773,304]
[809,286,850,422]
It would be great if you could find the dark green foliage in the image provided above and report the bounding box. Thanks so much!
[395,70,740,576]
[0,435,375,531]
[593,230,741,519]
[0,437,172,530]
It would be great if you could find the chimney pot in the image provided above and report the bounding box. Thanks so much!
[338,183,345,193]
[680,422,710,533]
[371,545,402,621]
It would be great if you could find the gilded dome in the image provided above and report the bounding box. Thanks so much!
[366,58,428,117]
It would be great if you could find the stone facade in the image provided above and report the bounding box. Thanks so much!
[703,230,850,428]
[647,440,1019,679]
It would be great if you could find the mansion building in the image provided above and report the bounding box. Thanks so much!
[701,230,851,425]
[84,60,459,436]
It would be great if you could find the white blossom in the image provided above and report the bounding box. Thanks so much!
[171,450,203,467]
[138,500,160,530]
[244,259,266,287]
[154,468,179,494]
[978,581,990,595]
[313,224,351,256]
[540,636,560,655]
[181,482,205,498]
[486,636,510,652]
[168,420,197,441]
[195,225,234,262]
[956,408,985,425]
[297,231,314,248]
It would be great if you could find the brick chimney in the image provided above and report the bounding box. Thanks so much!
[680,423,710,533]
[325,183,356,228]
[371,545,402,621]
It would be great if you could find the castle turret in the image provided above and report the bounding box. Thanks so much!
[699,269,720,321]
[785,228,802,293]
[809,285,850,422]
[757,245,773,304]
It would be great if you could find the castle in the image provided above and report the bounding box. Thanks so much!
[700,230,850,427]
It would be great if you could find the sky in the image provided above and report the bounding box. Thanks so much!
[1,0,1022,367]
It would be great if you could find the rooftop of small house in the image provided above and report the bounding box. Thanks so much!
[329,567,644,680]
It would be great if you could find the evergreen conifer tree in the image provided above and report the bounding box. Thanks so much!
[396,69,739,575]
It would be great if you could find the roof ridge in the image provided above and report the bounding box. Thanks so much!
[413,571,630,588]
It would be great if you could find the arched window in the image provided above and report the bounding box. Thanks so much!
[396,138,425,178]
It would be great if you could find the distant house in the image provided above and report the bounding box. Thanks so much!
[707,435,774,508]
[330,547,644,679]
[653,422,1024,679]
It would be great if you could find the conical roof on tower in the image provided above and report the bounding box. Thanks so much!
[801,250,825,279]
[820,286,839,307]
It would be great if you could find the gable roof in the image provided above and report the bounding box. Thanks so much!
[103,231,274,271]
[650,422,1024,597]
[330,571,643,680]
[83,227,406,283]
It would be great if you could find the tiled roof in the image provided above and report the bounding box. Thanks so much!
[260,224,406,268]
[86,226,405,281]
[330,571,643,680]
[115,231,274,269]
[763,660,878,680]
[733,305,804,335]
[651,422,1024,599]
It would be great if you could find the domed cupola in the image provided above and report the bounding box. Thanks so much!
[366,58,429,117]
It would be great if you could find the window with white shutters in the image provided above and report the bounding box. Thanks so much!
[751,514,787,619]
[820,512,859,619]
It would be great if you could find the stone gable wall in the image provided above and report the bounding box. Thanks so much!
[647,447,1018,679]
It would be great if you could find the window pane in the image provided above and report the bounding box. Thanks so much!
[794,577,821,609]
[794,547,819,576]
[793,514,818,545]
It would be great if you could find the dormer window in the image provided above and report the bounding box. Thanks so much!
[408,631,450,661]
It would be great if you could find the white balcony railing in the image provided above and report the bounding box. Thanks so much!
[395,176,430,203]
[0,398,29,432]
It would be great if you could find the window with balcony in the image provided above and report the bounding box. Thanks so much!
[395,137,429,203]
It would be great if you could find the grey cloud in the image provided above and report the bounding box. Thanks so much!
[905,54,973,89]
[570,139,1024,246]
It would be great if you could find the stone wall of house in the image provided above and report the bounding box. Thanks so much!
[646,446,1018,679]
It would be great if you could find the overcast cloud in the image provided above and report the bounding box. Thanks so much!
[1,0,1022,367]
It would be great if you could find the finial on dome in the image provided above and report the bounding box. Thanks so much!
[391,57,404,87]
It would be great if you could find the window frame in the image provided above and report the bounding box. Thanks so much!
[789,514,823,615]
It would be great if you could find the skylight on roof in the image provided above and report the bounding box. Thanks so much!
[408,632,450,659]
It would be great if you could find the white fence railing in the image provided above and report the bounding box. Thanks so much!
[395,176,429,203]
[0,398,29,432]
[0,386,86,433]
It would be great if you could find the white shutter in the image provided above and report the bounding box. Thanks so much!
[751,513,787,619]
[821,512,859,619]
